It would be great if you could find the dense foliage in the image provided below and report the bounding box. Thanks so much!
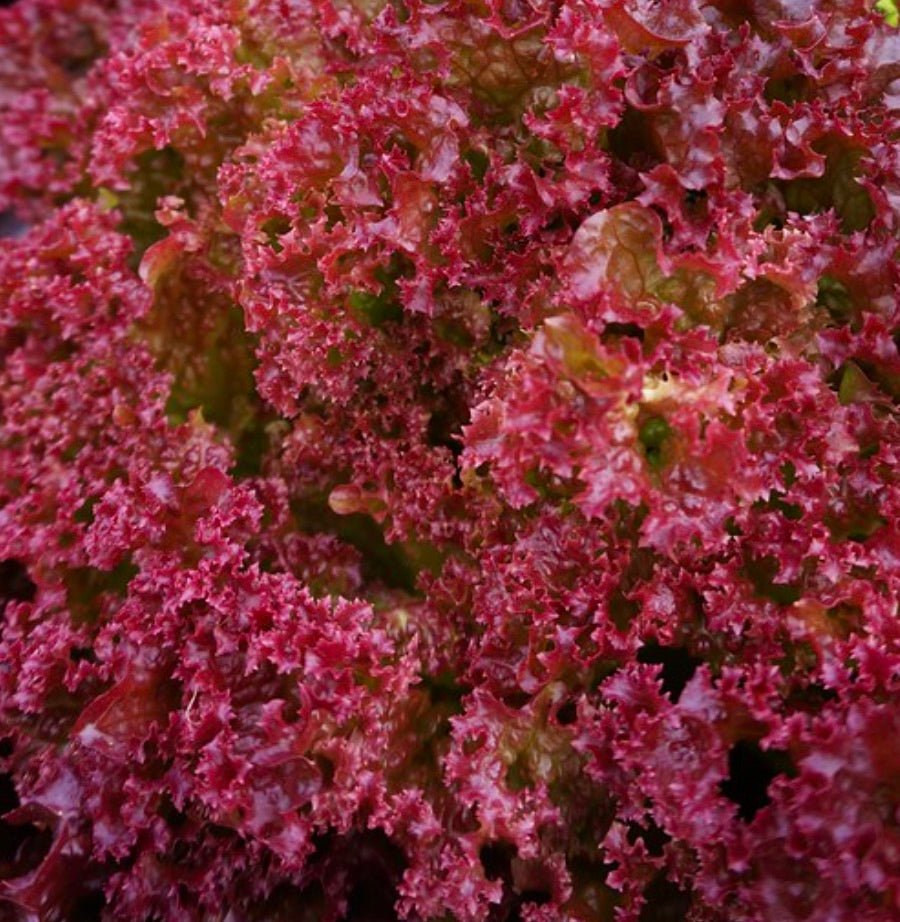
[1,1,899,920]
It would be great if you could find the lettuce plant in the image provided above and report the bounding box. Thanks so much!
[1,1,899,920]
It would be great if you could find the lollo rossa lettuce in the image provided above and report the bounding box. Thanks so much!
[1,1,900,920]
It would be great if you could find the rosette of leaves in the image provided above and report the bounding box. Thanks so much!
[2,2,900,921]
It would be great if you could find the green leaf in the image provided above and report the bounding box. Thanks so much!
[876,0,899,27]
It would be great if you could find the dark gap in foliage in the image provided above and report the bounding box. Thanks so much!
[825,602,864,639]
[0,210,28,239]
[231,414,273,479]
[816,275,857,327]
[345,880,400,922]
[859,438,882,460]
[637,415,670,468]
[260,215,291,252]
[654,49,685,73]
[153,292,273,480]
[347,285,403,329]
[638,872,691,922]
[606,107,663,172]
[502,690,532,710]
[751,203,783,233]
[785,682,838,714]
[518,889,552,905]
[407,673,467,776]
[310,828,336,858]
[608,589,639,631]
[487,311,521,356]
[651,205,674,244]
[506,752,532,792]
[363,252,414,323]
[636,642,701,703]
[608,541,655,631]
[0,559,36,601]
[0,738,12,758]
[481,843,555,922]
[552,775,616,856]
[540,211,562,232]
[626,819,671,857]
[73,498,97,526]
[118,147,187,268]
[426,409,462,457]
[480,841,517,882]
[720,740,795,822]
[0,771,17,813]
[293,497,421,592]
[507,889,552,921]
[567,858,619,919]
[682,187,707,217]
[774,139,875,233]
[338,831,406,922]
[157,795,188,829]
[213,320,276,481]
[463,147,490,183]
[0,775,53,878]
[420,671,468,713]
[724,515,743,536]
[613,501,651,540]
[522,466,580,504]
[742,554,802,606]
[58,23,106,79]
[602,321,645,343]
[0,323,27,360]
[760,490,803,522]
[0,559,36,620]
[824,489,887,544]
[764,72,815,105]
[68,889,106,921]
[337,513,419,592]
[252,882,324,922]
[425,383,469,489]
[312,753,335,787]
[64,560,138,627]
[555,699,577,725]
